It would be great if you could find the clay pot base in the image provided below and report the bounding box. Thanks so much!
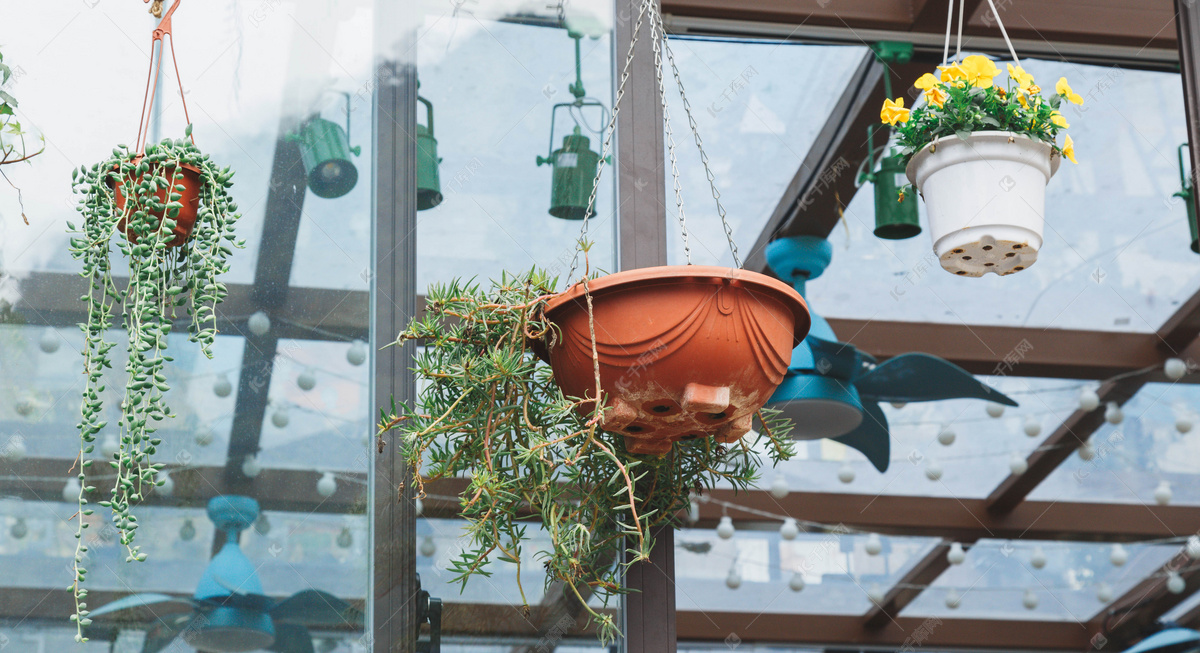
[112,159,203,248]
[940,237,1039,277]
[536,265,810,457]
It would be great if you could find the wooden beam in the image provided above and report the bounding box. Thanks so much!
[863,540,975,630]
[910,0,985,33]
[986,378,1145,514]
[1092,550,1200,649]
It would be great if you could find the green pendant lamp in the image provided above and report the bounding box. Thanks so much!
[861,42,921,240]
[536,31,608,220]
[417,91,443,211]
[296,92,362,199]
[1176,143,1199,253]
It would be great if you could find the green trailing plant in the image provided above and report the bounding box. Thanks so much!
[379,268,796,644]
[65,129,242,642]
[881,55,1081,176]
[1,48,45,222]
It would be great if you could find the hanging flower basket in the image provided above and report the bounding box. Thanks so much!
[531,266,810,455]
[907,131,1060,276]
[112,155,203,247]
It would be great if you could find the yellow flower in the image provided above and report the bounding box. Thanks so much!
[926,85,948,108]
[1018,94,1028,109]
[938,63,968,85]
[1062,134,1077,164]
[880,97,911,126]
[1056,77,1084,105]
[914,73,940,91]
[1028,84,1041,95]
[1007,64,1035,92]
[960,54,1000,88]
[1050,111,1070,128]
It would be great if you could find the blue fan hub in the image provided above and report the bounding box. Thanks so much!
[187,605,276,653]
[770,373,864,439]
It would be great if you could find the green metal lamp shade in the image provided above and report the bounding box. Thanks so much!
[873,153,920,239]
[417,122,443,211]
[298,117,359,199]
[546,130,600,220]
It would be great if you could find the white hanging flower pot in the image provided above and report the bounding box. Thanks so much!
[907,131,1060,277]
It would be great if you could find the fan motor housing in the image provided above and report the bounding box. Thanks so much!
[187,605,276,652]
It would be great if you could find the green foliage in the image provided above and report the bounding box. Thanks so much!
[66,133,243,641]
[0,48,45,167]
[380,269,796,644]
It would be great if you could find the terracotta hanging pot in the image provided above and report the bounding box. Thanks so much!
[111,155,203,248]
[532,265,810,455]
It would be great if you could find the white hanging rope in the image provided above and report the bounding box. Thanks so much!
[944,0,1021,66]
[955,0,965,60]
[984,0,1021,65]
[942,0,954,65]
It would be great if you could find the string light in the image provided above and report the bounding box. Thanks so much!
[1165,358,1188,381]
[1104,402,1124,425]
[837,463,855,484]
[1079,389,1101,412]
[2,436,27,462]
[687,492,701,524]
[716,516,735,540]
[414,497,424,518]
[242,454,262,478]
[1167,571,1186,594]
[213,373,233,398]
[62,477,81,503]
[1022,588,1039,610]
[867,583,885,604]
[986,402,1006,418]
[10,517,27,540]
[1023,416,1042,437]
[248,311,271,336]
[179,518,197,542]
[891,402,907,409]
[39,329,61,354]
[780,518,799,541]
[945,588,962,609]
[254,513,271,536]
[337,526,353,549]
[789,570,805,592]
[317,472,337,498]
[1177,416,1194,434]
[769,475,790,500]
[347,340,367,366]
[297,368,317,391]
[947,542,965,565]
[1110,543,1128,567]
[100,435,120,459]
[156,470,174,497]
[271,405,291,429]
[1187,536,1200,560]
[195,427,215,447]
[1096,582,1113,603]
[14,397,34,417]
[937,426,956,446]
[1155,480,1173,506]
[726,562,743,590]
[419,534,437,557]
[1078,439,1097,461]
[1030,546,1047,569]
[1009,453,1028,475]
[925,459,943,481]
[865,533,883,556]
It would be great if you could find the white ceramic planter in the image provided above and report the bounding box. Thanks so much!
[907,131,1060,277]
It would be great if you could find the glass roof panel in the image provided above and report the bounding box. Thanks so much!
[675,527,939,615]
[666,41,868,267]
[1029,381,1200,504]
[902,538,1177,621]
[811,59,1197,332]
[757,375,1080,498]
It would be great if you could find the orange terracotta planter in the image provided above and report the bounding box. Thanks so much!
[112,156,203,248]
[533,266,810,455]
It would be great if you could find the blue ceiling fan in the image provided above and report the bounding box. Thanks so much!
[87,496,362,653]
[1122,624,1200,653]
[764,235,1018,473]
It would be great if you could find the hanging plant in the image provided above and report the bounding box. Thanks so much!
[64,0,242,642]
[881,27,1082,277]
[1,47,46,223]
[380,0,808,644]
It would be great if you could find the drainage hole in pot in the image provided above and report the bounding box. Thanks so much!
[1013,266,1025,271]
[956,271,968,275]
[1012,244,1024,249]
[1005,252,1016,258]
[709,412,727,420]
[961,256,972,260]
[984,263,994,267]
[982,245,993,251]
[651,405,671,413]
[953,248,964,254]
[626,425,644,433]
[679,433,702,441]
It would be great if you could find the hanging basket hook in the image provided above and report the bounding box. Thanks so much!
[136,0,194,152]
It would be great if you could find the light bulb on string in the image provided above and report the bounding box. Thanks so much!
[1168,571,1186,594]
[789,570,806,592]
[945,589,962,609]
[179,518,197,542]
[1177,416,1193,434]
[213,373,233,398]
[1110,543,1128,567]
[780,518,799,541]
[10,517,27,540]
[946,542,966,565]
[1030,546,1047,570]
[1009,453,1028,476]
[1079,389,1101,412]
[248,311,271,336]
[769,475,789,499]
[419,534,437,557]
[726,563,743,590]
[254,513,271,536]
[1155,480,1173,506]
[1187,535,1200,560]
[986,402,1005,418]
[925,459,943,481]
[1022,588,1039,610]
[100,434,120,459]
[297,368,317,391]
[271,405,290,428]
[716,516,735,540]
[2,435,26,462]
[1104,402,1124,425]
[39,329,61,354]
[62,477,81,503]
[865,533,883,556]
[242,454,262,478]
[156,470,173,497]
[1078,439,1097,461]
[686,492,701,524]
[1023,416,1042,438]
[1165,358,1188,381]
[14,397,34,417]
[347,340,367,366]
[414,497,424,518]
[891,402,907,409]
[1096,582,1113,603]
[867,583,885,604]
[317,472,337,498]
[337,527,353,549]
[838,463,855,484]
[937,426,956,446]
[195,427,214,448]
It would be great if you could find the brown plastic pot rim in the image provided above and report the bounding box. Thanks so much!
[106,156,203,187]
[537,264,811,353]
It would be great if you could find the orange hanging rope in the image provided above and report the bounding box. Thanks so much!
[135,0,195,153]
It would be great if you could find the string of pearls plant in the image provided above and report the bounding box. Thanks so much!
[66,128,241,642]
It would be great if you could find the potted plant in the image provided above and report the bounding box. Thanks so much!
[65,129,242,640]
[881,55,1081,276]
[382,268,802,642]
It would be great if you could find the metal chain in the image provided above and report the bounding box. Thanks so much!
[651,3,741,268]
[566,0,650,282]
[649,0,691,264]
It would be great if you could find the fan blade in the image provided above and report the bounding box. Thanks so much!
[141,612,197,653]
[271,589,363,627]
[267,623,316,653]
[832,400,891,473]
[88,593,194,618]
[805,336,867,380]
[855,353,1018,406]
